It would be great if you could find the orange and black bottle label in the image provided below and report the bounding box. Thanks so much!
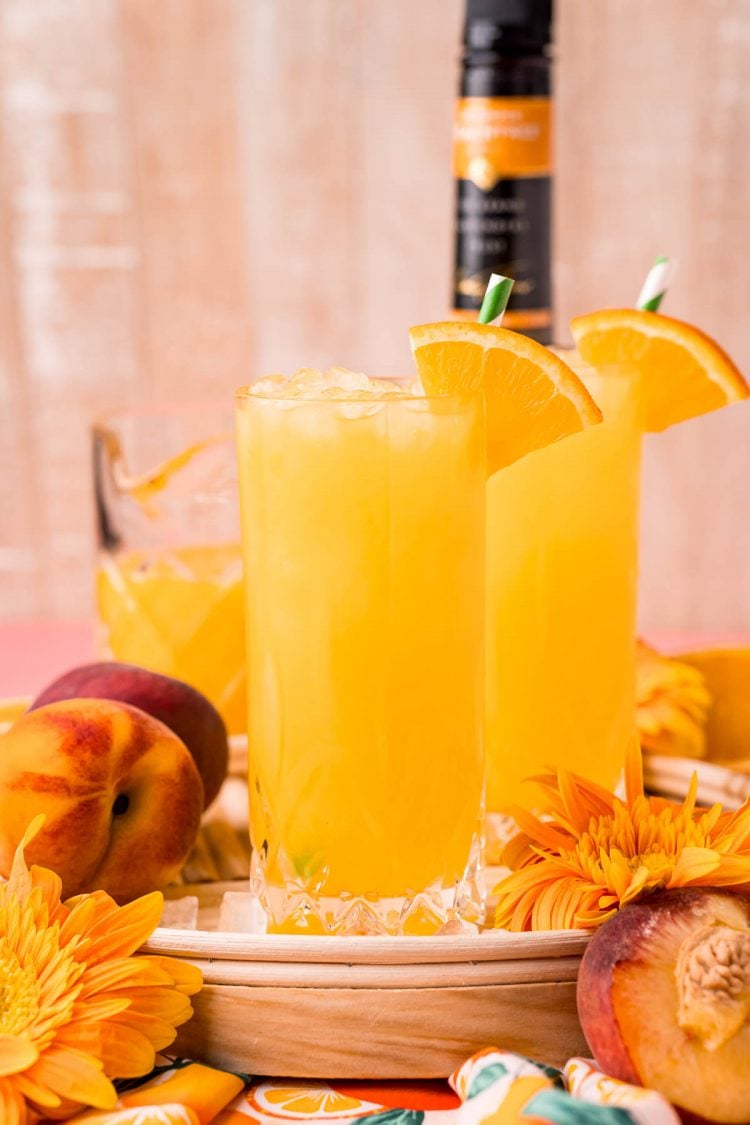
[453,0,554,342]
[453,94,552,340]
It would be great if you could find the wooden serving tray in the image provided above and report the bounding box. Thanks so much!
[145,883,590,1078]
[645,753,750,808]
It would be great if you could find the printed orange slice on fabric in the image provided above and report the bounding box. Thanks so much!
[409,321,602,476]
[247,1082,375,1120]
[570,308,749,431]
[73,1105,199,1124]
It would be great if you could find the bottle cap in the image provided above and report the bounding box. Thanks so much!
[464,0,553,51]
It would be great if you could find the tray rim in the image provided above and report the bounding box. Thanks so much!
[644,752,750,805]
[143,925,590,963]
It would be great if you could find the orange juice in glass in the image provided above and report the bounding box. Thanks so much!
[485,354,642,819]
[236,370,485,935]
[93,405,246,735]
[410,303,748,848]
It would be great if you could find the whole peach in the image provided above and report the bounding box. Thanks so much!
[0,698,204,902]
[30,662,229,808]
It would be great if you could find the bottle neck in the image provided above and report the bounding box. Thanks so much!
[462,12,551,56]
[460,52,551,98]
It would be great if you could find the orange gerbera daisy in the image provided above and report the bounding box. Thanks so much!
[0,816,202,1124]
[494,740,750,932]
[635,639,711,759]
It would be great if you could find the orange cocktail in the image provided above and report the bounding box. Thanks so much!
[236,370,485,935]
[96,543,245,733]
[93,405,246,734]
[486,357,642,814]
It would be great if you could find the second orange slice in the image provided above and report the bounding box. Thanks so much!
[409,321,602,475]
[571,308,749,431]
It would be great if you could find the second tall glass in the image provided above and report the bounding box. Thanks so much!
[485,354,642,832]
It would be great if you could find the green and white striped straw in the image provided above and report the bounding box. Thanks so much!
[478,273,514,325]
[636,255,675,312]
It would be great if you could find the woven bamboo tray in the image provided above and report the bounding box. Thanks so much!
[146,879,590,1078]
[644,752,750,808]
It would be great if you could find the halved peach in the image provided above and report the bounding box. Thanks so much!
[577,889,750,1123]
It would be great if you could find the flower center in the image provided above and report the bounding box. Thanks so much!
[0,947,41,1035]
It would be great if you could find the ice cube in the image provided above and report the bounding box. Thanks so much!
[219,891,268,934]
[370,378,410,397]
[160,896,199,930]
[338,398,386,419]
[251,374,291,397]
[320,386,351,399]
[291,367,328,393]
[325,367,372,392]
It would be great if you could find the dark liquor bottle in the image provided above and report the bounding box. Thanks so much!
[453,0,553,343]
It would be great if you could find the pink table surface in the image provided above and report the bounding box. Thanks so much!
[0,619,747,702]
[0,619,96,698]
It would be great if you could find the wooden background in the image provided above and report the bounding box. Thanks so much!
[0,0,749,630]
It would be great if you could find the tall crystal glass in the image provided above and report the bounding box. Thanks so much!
[236,378,485,935]
[485,352,642,844]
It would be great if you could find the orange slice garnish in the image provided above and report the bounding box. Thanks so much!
[570,309,749,432]
[409,321,602,475]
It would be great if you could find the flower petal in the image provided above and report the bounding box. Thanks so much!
[702,857,750,885]
[28,1046,117,1110]
[97,1022,156,1078]
[28,864,67,925]
[108,986,193,1023]
[140,956,203,996]
[0,1076,26,1125]
[669,846,721,887]
[77,958,176,999]
[0,1036,38,1078]
[505,807,572,855]
[110,1009,184,1052]
[624,734,644,805]
[15,1067,64,1109]
[70,995,133,1023]
[73,894,164,964]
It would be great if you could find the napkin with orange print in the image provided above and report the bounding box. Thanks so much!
[61,1048,680,1124]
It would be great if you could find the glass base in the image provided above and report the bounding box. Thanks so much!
[250,839,485,936]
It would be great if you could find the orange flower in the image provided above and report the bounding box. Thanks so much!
[635,639,711,759]
[0,816,202,1123]
[494,740,750,932]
